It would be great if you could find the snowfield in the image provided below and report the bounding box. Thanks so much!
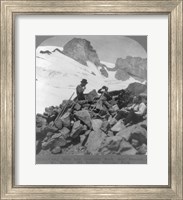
[36,46,141,113]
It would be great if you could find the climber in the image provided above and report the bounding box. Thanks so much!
[76,79,88,100]
[113,95,146,125]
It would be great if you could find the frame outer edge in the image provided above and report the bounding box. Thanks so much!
[1,1,8,199]
[170,1,183,199]
[0,0,183,199]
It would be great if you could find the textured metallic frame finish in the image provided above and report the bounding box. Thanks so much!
[0,0,182,199]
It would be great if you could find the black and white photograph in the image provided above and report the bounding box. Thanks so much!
[36,35,147,164]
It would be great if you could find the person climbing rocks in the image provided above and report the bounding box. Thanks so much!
[76,79,88,100]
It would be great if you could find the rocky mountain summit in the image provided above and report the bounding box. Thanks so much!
[62,38,109,77]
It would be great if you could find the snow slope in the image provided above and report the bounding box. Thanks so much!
[36,46,141,113]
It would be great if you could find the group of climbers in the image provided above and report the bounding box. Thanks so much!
[76,79,147,127]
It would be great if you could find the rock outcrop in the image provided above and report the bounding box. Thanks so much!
[114,56,147,82]
[126,82,147,96]
[63,38,100,66]
[62,38,109,77]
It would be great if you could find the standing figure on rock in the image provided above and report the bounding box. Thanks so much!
[76,79,88,100]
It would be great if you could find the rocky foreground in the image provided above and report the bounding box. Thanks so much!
[36,87,147,164]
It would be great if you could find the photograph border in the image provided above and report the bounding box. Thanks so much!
[0,0,182,199]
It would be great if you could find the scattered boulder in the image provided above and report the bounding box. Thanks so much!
[51,132,63,139]
[61,111,71,128]
[70,121,84,138]
[74,110,92,128]
[86,130,106,155]
[36,115,47,127]
[85,89,98,101]
[46,132,54,137]
[131,124,147,138]
[44,125,58,134]
[91,119,103,132]
[59,127,70,139]
[74,103,82,111]
[80,135,87,145]
[42,138,55,150]
[45,106,55,116]
[136,143,147,154]
[111,120,125,132]
[84,130,91,136]
[107,131,114,137]
[100,120,109,132]
[126,82,147,96]
[99,136,137,155]
[51,146,62,154]
[54,117,63,129]
[99,136,123,154]
[117,139,137,155]
[52,137,67,148]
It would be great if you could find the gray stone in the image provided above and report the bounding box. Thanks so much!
[111,120,125,132]
[86,130,106,155]
[99,136,123,153]
[116,126,133,140]
[131,124,147,138]
[74,103,81,111]
[136,144,147,154]
[51,132,62,139]
[117,139,137,155]
[85,89,98,101]
[42,138,55,150]
[84,130,91,136]
[74,110,92,128]
[91,119,103,132]
[59,127,70,139]
[54,118,63,129]
[116,123,147,141]
[44,125,58,134]
[80,135,86,145]
[51,146,62,154]
[46,132,54,137]
[107,131,114,137]
[100,120,109,132]
[70,121,84,138]
[52,137,67,147]
[61,111,71,128]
